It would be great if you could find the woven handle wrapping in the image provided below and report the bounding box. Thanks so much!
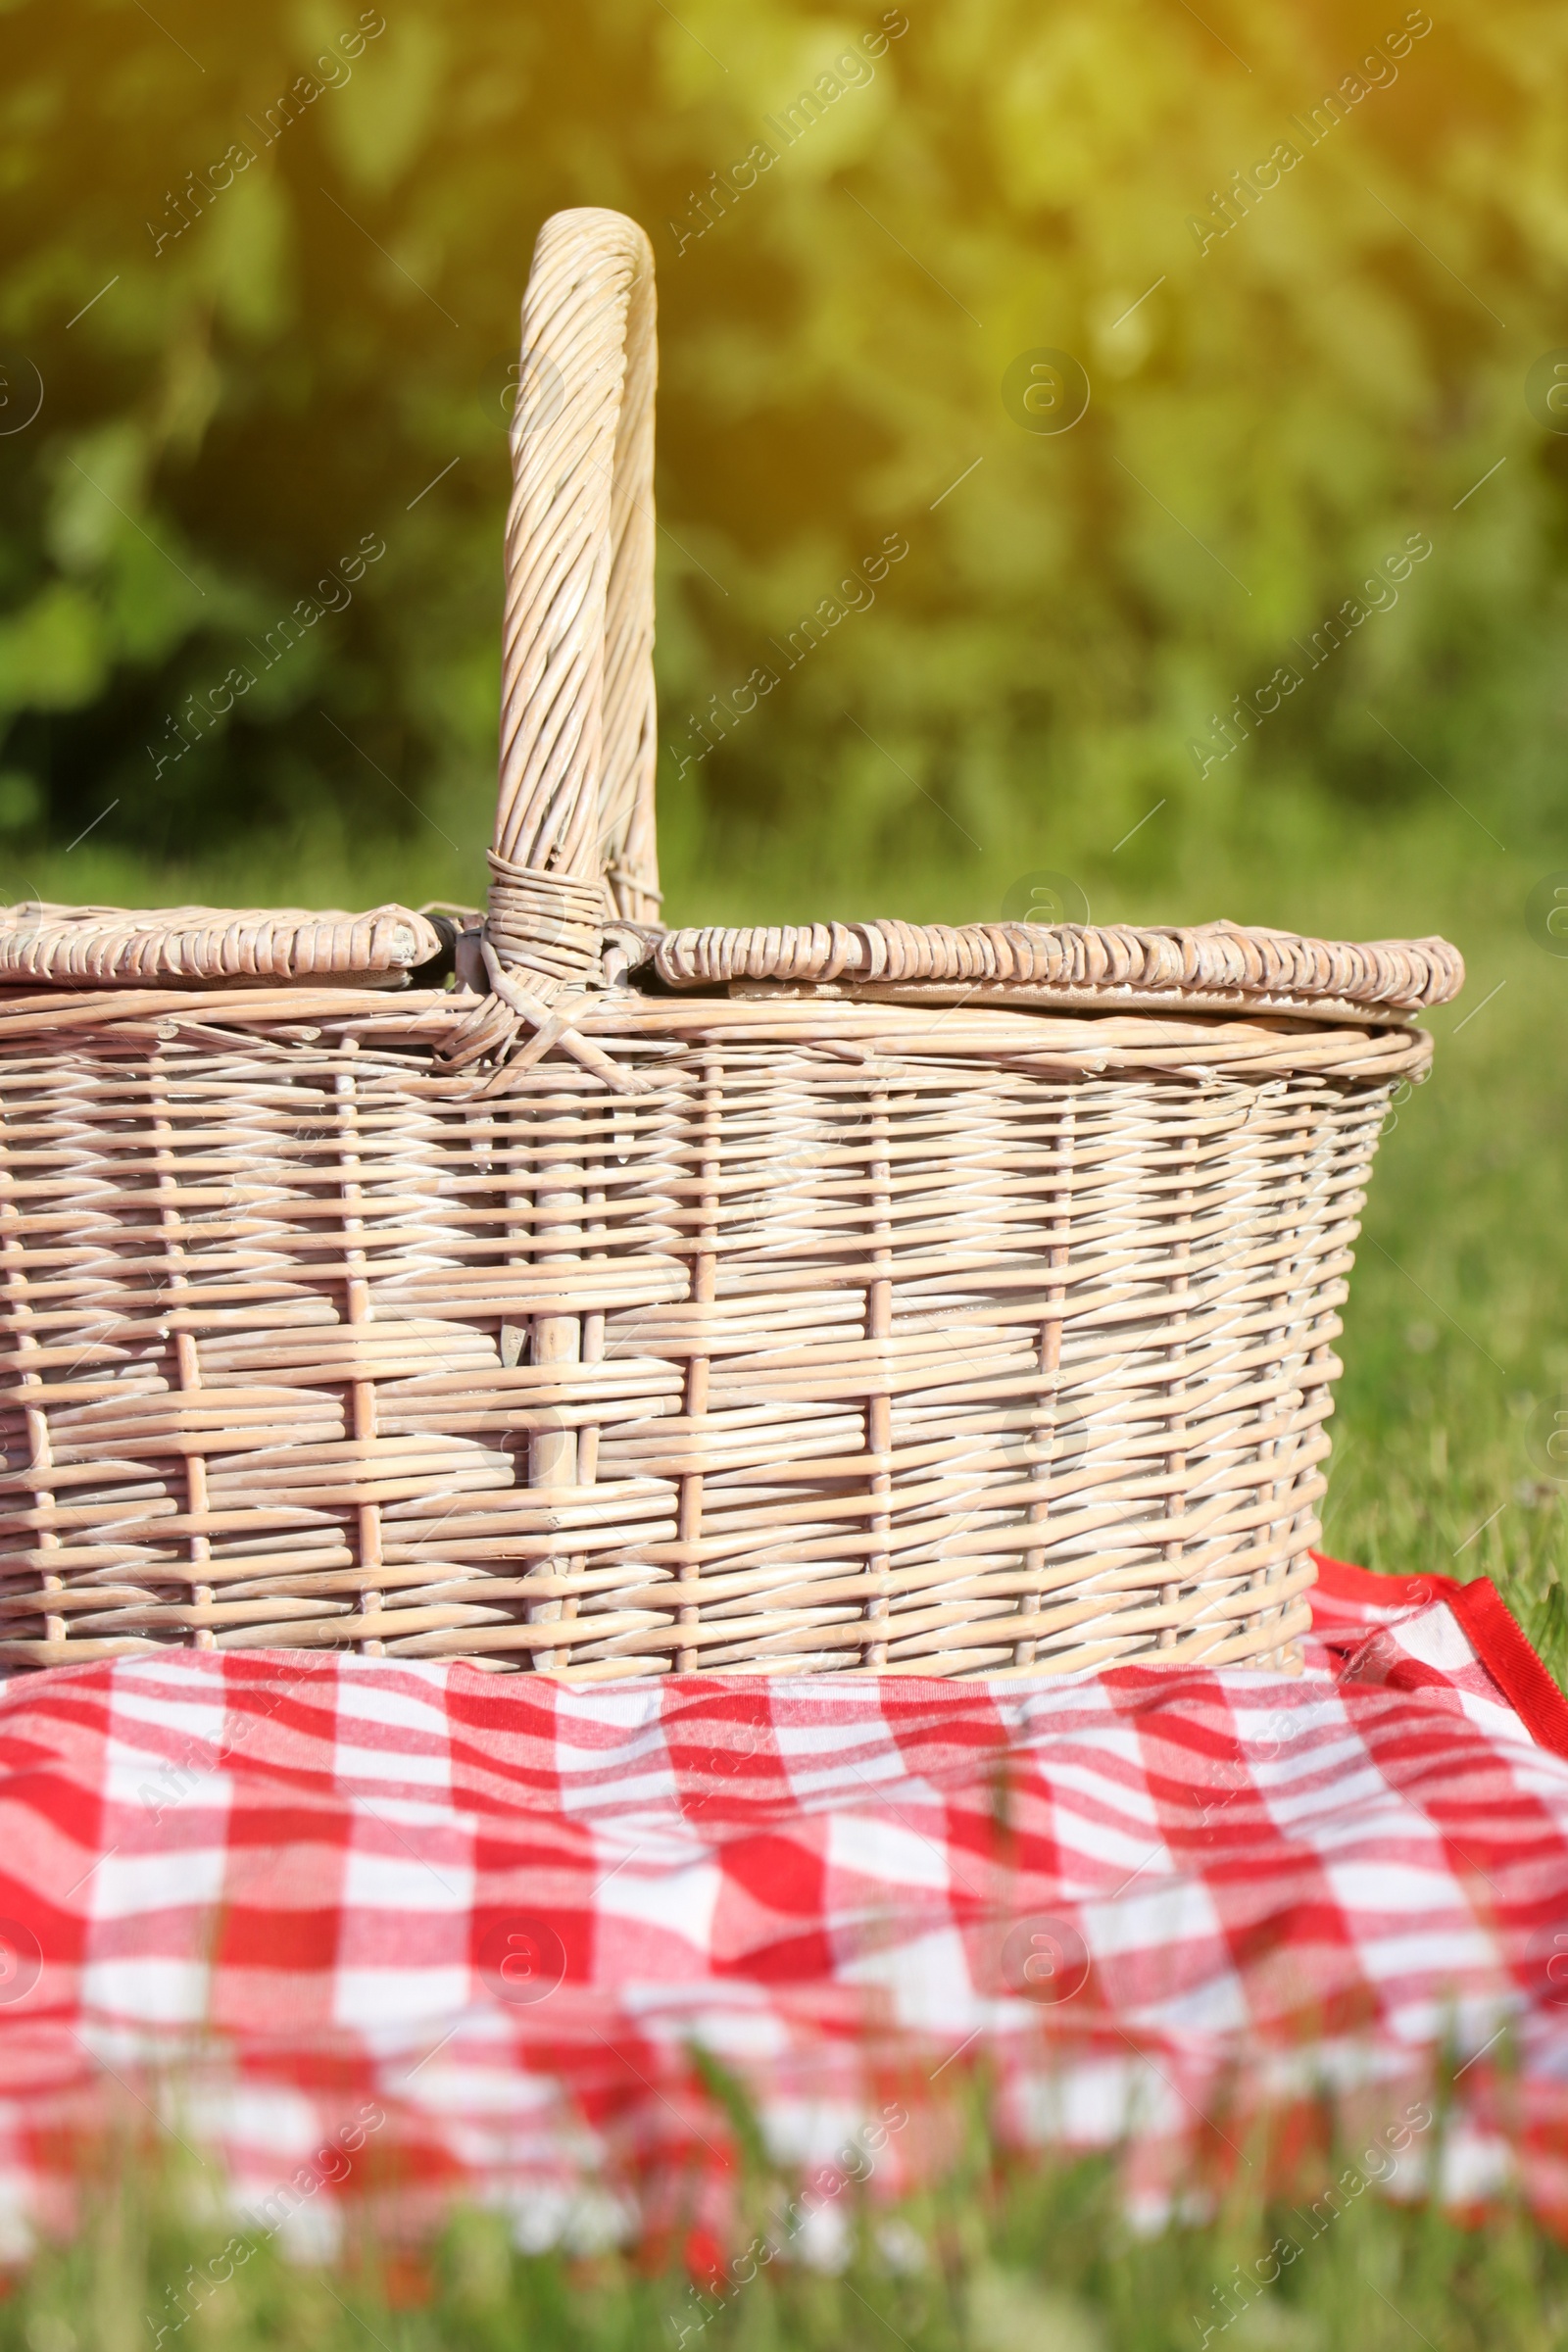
[491,207,661,976]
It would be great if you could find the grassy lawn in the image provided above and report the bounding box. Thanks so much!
[1322,890,1568,1673]
[12,2112,1568,2352]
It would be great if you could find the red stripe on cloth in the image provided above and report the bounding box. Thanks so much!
[1312,1552,1568,1759]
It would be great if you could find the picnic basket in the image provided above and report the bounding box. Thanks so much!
[0,209,1462,1679]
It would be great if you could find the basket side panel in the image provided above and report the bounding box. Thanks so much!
[0,1023,1392,1678]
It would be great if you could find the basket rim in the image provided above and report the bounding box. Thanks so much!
[652,914,1463,1015]
[0,902,1464,1020]
[0,899,445,990]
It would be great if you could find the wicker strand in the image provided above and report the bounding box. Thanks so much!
[484,854,606,989]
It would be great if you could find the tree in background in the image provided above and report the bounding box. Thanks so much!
[0,0,1561,916]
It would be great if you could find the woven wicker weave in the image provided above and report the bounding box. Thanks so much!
[0,209,1461,1679]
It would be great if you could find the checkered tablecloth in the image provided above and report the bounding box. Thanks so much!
[0,1555,1565,2261]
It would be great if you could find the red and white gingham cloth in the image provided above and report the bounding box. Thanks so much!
[0,1555,1565,2260]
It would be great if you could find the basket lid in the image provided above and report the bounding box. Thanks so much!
[0,901,445,989]
[649,916,1464,1025]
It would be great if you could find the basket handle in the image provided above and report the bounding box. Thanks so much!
[492,208,661,955]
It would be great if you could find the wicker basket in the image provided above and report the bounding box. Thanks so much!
[0,210,1462,1680]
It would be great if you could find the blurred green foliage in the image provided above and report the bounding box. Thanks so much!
[1,0,1565,916]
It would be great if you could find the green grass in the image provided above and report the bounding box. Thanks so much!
[1323,904,1568,1673]
[13,2093,1568,2352]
